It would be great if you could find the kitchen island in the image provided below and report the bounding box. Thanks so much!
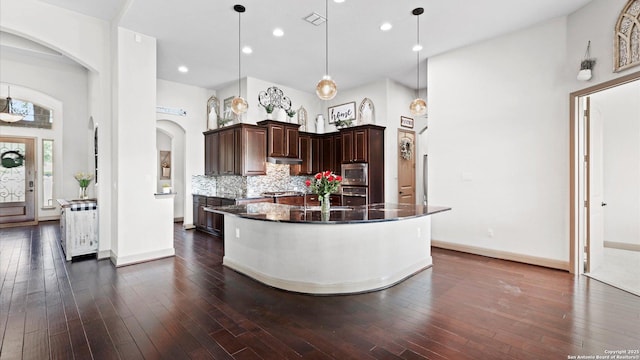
[207,203,450,295]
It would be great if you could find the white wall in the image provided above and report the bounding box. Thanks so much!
[0,50,88,219]
[156,79,211,227]
[426,0,640,267]
[591,80,640,247]
[566,0,635,89]
[216,76,323,128]
[1,0,114,258]
[427,17,570,263]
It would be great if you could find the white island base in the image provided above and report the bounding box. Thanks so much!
[222,215,433,295]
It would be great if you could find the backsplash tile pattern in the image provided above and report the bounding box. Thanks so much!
[192,163,311,198]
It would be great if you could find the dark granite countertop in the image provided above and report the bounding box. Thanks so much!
[192,192,266,201]
[205,202,451,224]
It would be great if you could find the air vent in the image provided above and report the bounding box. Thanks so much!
[303,12,326,26]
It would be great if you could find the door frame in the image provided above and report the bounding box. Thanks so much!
[569,70,640,274]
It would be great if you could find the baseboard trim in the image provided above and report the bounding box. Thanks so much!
[0,220,38,228]
[604,241,640,252]
[223,257,432,295]
[183,223,195,230]
[110,248,175,267]
[97,250,111,260]
[431,240,570,271]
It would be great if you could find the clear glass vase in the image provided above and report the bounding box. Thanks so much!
[79,186,88,199]
[320,193,330,213]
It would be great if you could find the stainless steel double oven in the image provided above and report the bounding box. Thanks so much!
[341,163,368,206]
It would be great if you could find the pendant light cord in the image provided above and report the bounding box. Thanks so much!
[325,0,329,76]
[238,9,242,96]
[416,12,420,96]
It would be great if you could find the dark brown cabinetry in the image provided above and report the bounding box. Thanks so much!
[341,125,384,164]
[257,120,300,159]
[194,195,270,236]
[305,194,342,206]
[340,125,385,203]
[274,195,305,206]
[204,132,219,175]
[204,124,267,176]
[322,133,342,174]
[194,195,230,236]
[293,132,342,175]
[294,133,321,175]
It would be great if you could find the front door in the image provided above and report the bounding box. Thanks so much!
[0,136,36,226]
[398,129,416,204]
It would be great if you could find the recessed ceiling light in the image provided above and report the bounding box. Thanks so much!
[380,22,392,31]
[273,28,284,37]
[334,0,345,3]
[178,66,188,73]
[412,44,423,52]
[242,46,252,54]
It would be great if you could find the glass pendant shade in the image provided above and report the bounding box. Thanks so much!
[1,86,24,123]
[0,96,24,123]
[231,96,248,114]
[316,75,337,101]
[409,98,427,116]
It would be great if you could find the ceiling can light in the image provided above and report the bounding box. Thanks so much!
[316,0,337,100]
[273,28,284,37]
[380,22,392,31]
[177,65,189,73]
[0,86,24,123]
[409,7,427,117]
[231,4,248,115]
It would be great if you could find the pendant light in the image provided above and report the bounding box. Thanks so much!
[231,4,248,115]
[409,7,427,117]
[0,86,24,123]
[316,0,337,100]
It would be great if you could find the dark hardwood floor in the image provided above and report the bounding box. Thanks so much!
[1,222,639,359]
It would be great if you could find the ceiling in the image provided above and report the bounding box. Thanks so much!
[33,0,593,93]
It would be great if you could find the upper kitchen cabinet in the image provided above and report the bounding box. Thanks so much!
[293,132,321,175]
[204,131,219,176]
[321,133,342,174]
[257,120,300,159]
[204,124,267,176]
[340,124,385,164]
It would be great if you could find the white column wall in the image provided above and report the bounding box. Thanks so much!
[112,27,173,265]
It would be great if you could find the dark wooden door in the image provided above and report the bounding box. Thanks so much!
[341,130,354,163]
[219,129,235,174]
[310,136,321,173]
[298,134,312,174]
[268,123,286,157]
[353,128,368,162]
[204,132,219,175]
[242,126,266,175]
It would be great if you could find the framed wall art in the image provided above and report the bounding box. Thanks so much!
[328,102,356,124]
[400,116,414,129]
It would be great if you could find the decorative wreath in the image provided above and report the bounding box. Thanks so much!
[1,150,25,169]
[400,138,413,160]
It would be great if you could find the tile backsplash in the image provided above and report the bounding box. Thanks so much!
[192,163,310,197]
